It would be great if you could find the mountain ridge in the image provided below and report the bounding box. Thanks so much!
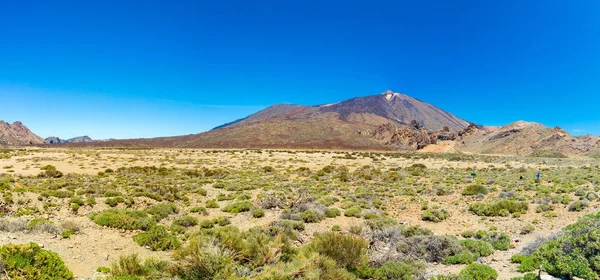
[6,90,599,158]
[0,121,44,146]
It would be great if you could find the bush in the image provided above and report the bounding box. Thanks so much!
[373,260,426,280]
[215,216,231,226]
[105,197,125,207]
[460,239,495,257]
[476,231,511,251]
[111,254,146,276]
[38,165,63,178]
[469,199,528,217]
[145,203,178,222]
[173,237,236,279]
[568,200,588,212]
[462,185,489,196]
[299,210,323,223]
[344,206,362,218]
[206,199,219,208]
[401,225,433,237]
[458,263,498,280]
[365,217,398,231]
[133,225,181,251]
[444,251,476,265]
[222,200,253,214]
[252,209,265,218]
[190,206,208,215]
[422,208,449,222]
[308,232,368,270]
[513,212,600,279]
[172,215,198,228]
[418,235,464,263]
[325,207,341,218]
[0,242,73,279]
[520,224,535,235]
[90,209,155,230]
[199,219,214,229]
[27,218,60,234]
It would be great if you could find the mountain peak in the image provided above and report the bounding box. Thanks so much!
[381,90,408,101]
[0,121,44,146]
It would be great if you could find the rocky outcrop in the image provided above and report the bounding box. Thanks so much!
[0,121,44,145]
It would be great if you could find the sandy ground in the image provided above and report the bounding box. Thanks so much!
[0,148,597,279]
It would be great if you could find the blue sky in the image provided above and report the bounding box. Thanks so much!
[1,0,599,139]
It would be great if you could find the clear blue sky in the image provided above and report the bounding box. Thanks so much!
[1,0,599,139]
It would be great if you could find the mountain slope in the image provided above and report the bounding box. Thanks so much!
[180,90,469,149]
[218,90,468,132]
[0,121,44,146]
[458,121,600,157]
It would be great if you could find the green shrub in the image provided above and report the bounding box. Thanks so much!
[308,232,368,270]
[325,207,342,218]
[70,197,85,206]
[222,200,253,213]
[215,216,231,226]
[206,199,219,208]
[460,239,495,257]
[373,260,425,280]
[514,212,600,279]
[172,215,198,228]
[461,230,476,238]
[458,264,498,280]
[38,165,63,178]
[462,185,489,196]
[365,216,398,231]
[173,237,236,279]
[90,209,155,230]
[0,242,73,279]
[190,206,208,215]
[252,208,265,218]
[97,266,111,273]
[61,229,76,239]
[105,197,125,207]
[469,199,528,217]
[299,210,323,223]
[145,203,178,221]
[133,225,181,251]
[332,225,342,231]
[401,225,433,237]
[422,208,449,222]
[444,251,476,265]
[475,231,511,251]
[110,254,171,278]
[568,200,588,212]
[199,219,214,229]
[27,218,53,230]
[344,205,362,218]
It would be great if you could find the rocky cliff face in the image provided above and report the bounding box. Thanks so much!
[0,121,44,146]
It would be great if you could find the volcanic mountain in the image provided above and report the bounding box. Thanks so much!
[0,121,44,146]
[80,90,468,150]
[218,90,469,132]
[61,90,600,157]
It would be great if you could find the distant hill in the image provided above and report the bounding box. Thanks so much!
[45,136,94,144]
[457,121,600,157]
[0,121,44,146]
